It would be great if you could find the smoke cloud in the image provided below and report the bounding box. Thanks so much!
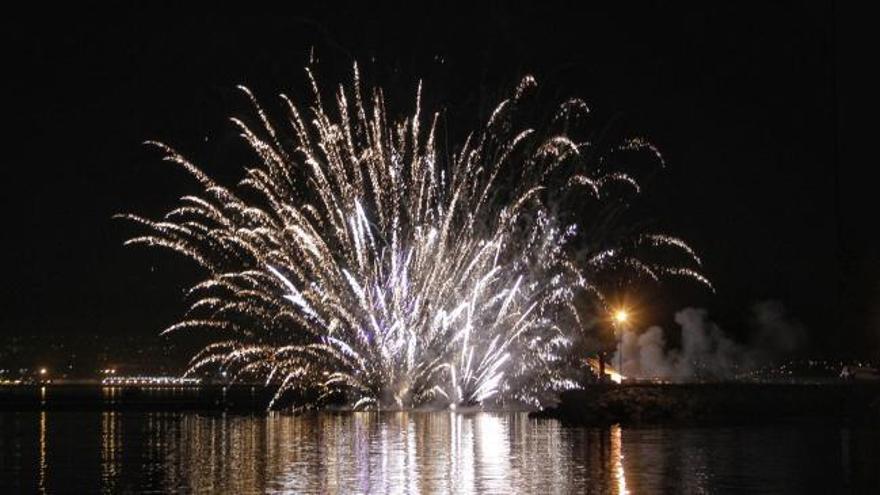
[612,301,806,381]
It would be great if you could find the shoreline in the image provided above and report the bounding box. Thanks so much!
[531,382,880,426]
[3,383,879,426]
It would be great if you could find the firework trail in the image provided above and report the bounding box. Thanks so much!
[118,64,709,409]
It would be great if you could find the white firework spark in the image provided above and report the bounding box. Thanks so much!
[118,63,709,410]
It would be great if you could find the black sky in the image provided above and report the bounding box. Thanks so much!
[2,2,862,357]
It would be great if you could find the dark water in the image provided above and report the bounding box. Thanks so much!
[1,410,878,494]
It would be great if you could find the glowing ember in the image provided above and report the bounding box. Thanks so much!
[119,63,708,409]
[586,358,626,384]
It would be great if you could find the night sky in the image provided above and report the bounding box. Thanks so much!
[3,2,861,359]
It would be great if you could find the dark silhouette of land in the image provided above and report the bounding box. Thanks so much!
[532,383,880,426]
[4,383,880,426]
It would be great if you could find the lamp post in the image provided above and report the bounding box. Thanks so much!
[613,309,629,382]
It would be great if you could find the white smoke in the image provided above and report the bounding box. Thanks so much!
[612,301,805,381]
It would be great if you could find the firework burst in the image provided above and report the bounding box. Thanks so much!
[118,63,709,409]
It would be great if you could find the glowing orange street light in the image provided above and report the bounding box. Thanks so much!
[611,308,631,382]
[39,367,48,376]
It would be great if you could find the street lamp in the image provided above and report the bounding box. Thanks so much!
[612,309,629,382]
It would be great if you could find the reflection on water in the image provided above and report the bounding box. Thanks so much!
[1,411,878,493]
[38,411,46,493]
[611,424,628,495]
[153,412,615,494]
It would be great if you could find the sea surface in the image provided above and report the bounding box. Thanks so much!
[1,392,878,493]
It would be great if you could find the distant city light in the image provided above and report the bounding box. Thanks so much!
[101,376,202,386]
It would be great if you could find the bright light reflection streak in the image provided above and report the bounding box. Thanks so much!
[38,411,47,494]
[406,416,418,494]
[611,424,629,495]
[123,411,647,493]
[451,413,475,493]
[101,411,119,491]
[475,414,512,493]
